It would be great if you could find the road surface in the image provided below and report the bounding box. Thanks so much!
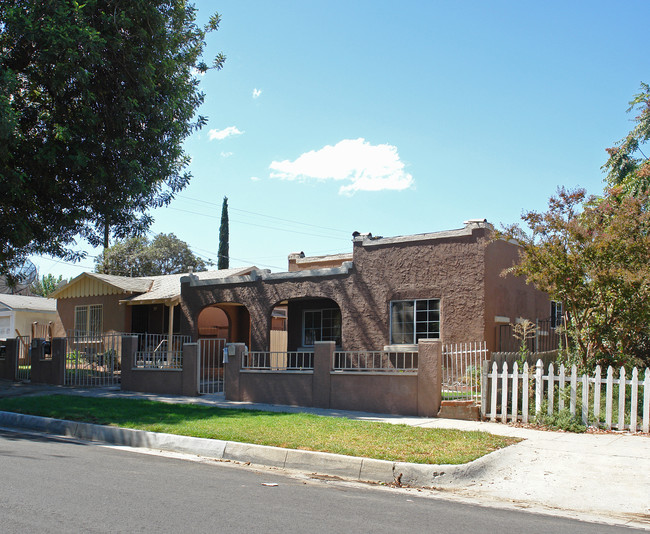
[0,428,640,533]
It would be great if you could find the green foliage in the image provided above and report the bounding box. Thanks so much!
[30,274,65,297]
[0,395,520,465]
[499,187,650,370]
[500,86,650,371]
[95,233,211,276]
[218,196,229,269]
[603,83,650,195]
[0,1,224,276]
[512,319,536,366]
[534,405,587,433]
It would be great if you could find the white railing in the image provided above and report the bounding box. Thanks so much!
[442,341,488,400]
[483,360,650,432]
[333,350,418,373]
[133,333,191,370]
[243,351,314,370]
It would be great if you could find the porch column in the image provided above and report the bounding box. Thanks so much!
[167,303,174,363]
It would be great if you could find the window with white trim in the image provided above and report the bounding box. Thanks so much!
[74,304,103,336]
[302,308,341,346]
[390,299,440,344]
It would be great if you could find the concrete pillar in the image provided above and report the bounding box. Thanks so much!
[417,339,442,417]
[181,343,199,396]
[313,341,334,408]
[51,338,67,385]
[29,339,45,384]
[224,343,246,401]
[120,335,138,391]
[0,338,17,380]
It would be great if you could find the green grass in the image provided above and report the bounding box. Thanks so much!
[0,395,519,464]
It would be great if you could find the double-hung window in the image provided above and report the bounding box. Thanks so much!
[302,308,341,346]
[74,304,103,337]
[390,299,440,344]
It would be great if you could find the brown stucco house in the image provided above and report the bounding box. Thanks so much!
[51,268,255,339]
[179,220,551,352]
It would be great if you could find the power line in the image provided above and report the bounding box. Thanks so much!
[142,229,286,271]
[166,206,346,240]
[175,194,351,235]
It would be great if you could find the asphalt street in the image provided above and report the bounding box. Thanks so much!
[0,427,641,534]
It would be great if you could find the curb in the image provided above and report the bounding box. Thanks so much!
[0,410,467,487]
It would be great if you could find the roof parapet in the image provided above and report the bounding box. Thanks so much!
[353,220,494,248]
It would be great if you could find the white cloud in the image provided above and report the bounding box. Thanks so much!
[250,176,261,182]
[252,88,262,99]
[220,151,233,158]
[269,138,414,195]
[208,126,243,141]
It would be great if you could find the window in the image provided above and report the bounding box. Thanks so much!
[302,308,341,346]
[390,299,440,344]
[550,301,563,328]
[74,304,103,337]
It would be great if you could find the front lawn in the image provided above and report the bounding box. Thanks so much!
[0,395,519,464]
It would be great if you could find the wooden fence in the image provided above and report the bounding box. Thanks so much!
[482,360,650,433]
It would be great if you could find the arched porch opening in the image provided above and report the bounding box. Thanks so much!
[197,303,250,346]
[284,297,342,351]
[269,302,288,353]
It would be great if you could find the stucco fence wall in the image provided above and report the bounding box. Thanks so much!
[1,336,444,418]
[0,338,66,385]
[225,340,442,417]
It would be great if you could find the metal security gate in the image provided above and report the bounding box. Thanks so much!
[198,338,226,394]
[16,335,31,382]
[64,332,121,387]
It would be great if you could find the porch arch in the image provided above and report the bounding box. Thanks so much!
[197,303,251,346]
[279,296,342,351]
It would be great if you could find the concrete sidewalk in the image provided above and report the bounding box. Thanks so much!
[1,382,649,529]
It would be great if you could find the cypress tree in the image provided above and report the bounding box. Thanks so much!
[218,197,229,269]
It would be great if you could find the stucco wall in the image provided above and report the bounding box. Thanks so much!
[483,239,551,349]
[57,294,130,335]
[181,225,549,352]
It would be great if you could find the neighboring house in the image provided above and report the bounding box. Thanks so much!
[0,294,64,340]
[179,220,552,352]
[51,268,255,339]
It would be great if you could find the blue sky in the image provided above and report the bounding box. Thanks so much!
[32,0,650,279]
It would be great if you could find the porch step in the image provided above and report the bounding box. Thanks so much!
[439,399,480,421]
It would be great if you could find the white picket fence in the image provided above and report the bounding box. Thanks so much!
[482,360,650,433]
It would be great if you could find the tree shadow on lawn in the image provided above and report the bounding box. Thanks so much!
[0,394,288,428]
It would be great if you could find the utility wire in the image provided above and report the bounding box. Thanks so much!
[175,194,350,235]
[166,206,346,240]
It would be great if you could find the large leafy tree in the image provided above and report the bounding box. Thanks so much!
[30,274,66,297]
[501,187,650,369]
[95,233,211,277]
[0,1,224,276]
[603,83,650,194]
